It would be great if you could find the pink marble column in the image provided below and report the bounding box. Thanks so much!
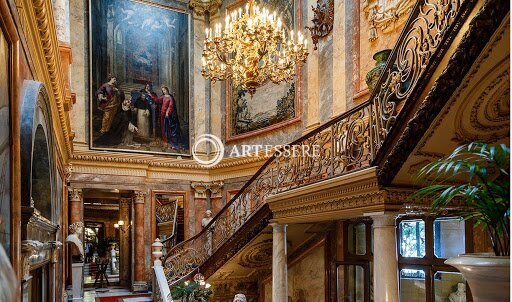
[68,188,82,227]
[133,191,147,291]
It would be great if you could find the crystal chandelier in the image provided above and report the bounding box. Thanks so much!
[201,0,309,96]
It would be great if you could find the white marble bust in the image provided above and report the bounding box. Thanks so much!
[66,221,84,261]
[449,283,466,302]
[201,210,213,228]
[233,293,247,302]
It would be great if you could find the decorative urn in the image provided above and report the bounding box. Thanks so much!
[365,49,392,92]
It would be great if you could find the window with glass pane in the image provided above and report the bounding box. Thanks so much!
[434,218,465,258]
[434,271,466,302]
[337,265,365,302]
[348,223,366,256]
[399,220,426,257]
[400,269,426,302]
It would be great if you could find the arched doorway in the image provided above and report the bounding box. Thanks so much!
[19,80,63,302]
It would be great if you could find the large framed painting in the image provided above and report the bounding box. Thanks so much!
[225,0,302,142]
[89,0,191,155]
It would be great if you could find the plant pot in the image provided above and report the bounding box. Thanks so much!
[445,253,510,302]
[365,49,392,93]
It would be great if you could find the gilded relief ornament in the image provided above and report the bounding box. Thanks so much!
[363,0,415,41]
[189,0,222,16]
[306,0,334,50]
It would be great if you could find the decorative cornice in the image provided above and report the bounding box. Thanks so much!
[377,0,509,186]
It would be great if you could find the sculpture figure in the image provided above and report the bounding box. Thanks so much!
[449,283,466,302]
[201,210,213,228]
[66,221,85,262]
[233,293,247,302]
[110,244,118,272]
[201,210,214,255]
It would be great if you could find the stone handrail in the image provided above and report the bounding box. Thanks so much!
[162,0,473,287]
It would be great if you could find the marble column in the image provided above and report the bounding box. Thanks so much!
[119,198,131,287]
[372,213,399,302]
[133,191,147,291]
[272,223,288,302]
[52,0,71,43]
[69,188,83,227]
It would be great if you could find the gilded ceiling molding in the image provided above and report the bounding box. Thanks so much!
[306,0,334,50]
[188,0,222,16]
[362,0,415,41]
[412,18,508,157]
[454,68,509,143]
[16,0,73,159]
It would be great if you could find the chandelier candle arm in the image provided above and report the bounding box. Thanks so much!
[201,0,308,96]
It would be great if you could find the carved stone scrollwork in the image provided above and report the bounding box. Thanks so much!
[188,0,222,16]
[363,0,415,41]
[306,0,334,50]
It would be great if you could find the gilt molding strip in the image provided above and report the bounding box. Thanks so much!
[16,0,73,160]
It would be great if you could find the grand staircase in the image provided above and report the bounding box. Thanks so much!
[157,0,507,290]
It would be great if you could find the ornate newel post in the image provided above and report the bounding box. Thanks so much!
[133,191,148,292]
[152,239,172,302]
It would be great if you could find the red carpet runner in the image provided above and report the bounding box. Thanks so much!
[96,294,151,302]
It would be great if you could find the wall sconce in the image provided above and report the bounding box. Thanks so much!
[114,220,130,233]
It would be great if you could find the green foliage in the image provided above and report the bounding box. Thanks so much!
[411,142,510,256]
[171,281,213,302]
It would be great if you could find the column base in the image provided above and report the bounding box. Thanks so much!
[132,281,149,292]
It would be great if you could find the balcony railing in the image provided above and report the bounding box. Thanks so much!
[162,0,474,286]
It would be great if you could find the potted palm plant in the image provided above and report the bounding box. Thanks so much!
[411,142,509,302]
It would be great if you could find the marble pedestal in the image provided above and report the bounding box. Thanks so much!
[71,262,84,301]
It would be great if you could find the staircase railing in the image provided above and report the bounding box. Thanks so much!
[162,0,474,286]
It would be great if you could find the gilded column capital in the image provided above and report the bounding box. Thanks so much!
[191,181,224,199]
[134,191,148,204]
[68,188,82,202]
[188,0,222,16]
